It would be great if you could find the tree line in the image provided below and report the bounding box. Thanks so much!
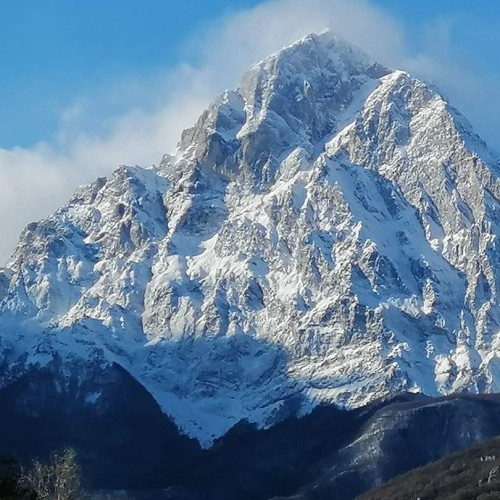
[1,448,82,500]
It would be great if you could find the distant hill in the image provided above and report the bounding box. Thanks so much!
[359,435,500,500]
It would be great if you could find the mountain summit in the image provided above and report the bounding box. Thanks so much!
[1,32,500,446]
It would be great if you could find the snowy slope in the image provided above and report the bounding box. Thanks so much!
[1,32,500,446]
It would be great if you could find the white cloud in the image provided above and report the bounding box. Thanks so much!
[1,0,499,264]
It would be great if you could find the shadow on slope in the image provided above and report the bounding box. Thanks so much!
[1,336,500,500]
[0,362,202,491]
[0,330,381,498]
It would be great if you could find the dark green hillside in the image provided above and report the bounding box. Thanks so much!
[359,436,500,500]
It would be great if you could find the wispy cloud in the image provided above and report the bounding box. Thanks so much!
[1,0,499,264]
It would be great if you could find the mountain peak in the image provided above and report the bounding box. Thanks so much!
[256,30,380,73]
[175,31,391,188]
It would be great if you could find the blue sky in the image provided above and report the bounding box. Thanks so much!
[0,0,261,148]
[1,0,499,149]
[1,0,500,263]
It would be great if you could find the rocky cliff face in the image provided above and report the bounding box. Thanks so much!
[1,32,500,446]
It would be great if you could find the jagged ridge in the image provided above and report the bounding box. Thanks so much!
[1,32,500,446]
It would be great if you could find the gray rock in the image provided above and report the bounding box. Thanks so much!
[1,31,500,446]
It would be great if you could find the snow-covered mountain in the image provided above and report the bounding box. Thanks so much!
[1,32,500,446]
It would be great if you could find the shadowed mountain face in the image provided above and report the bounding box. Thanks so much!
[0,363,202,491]
[1,364,500,499]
